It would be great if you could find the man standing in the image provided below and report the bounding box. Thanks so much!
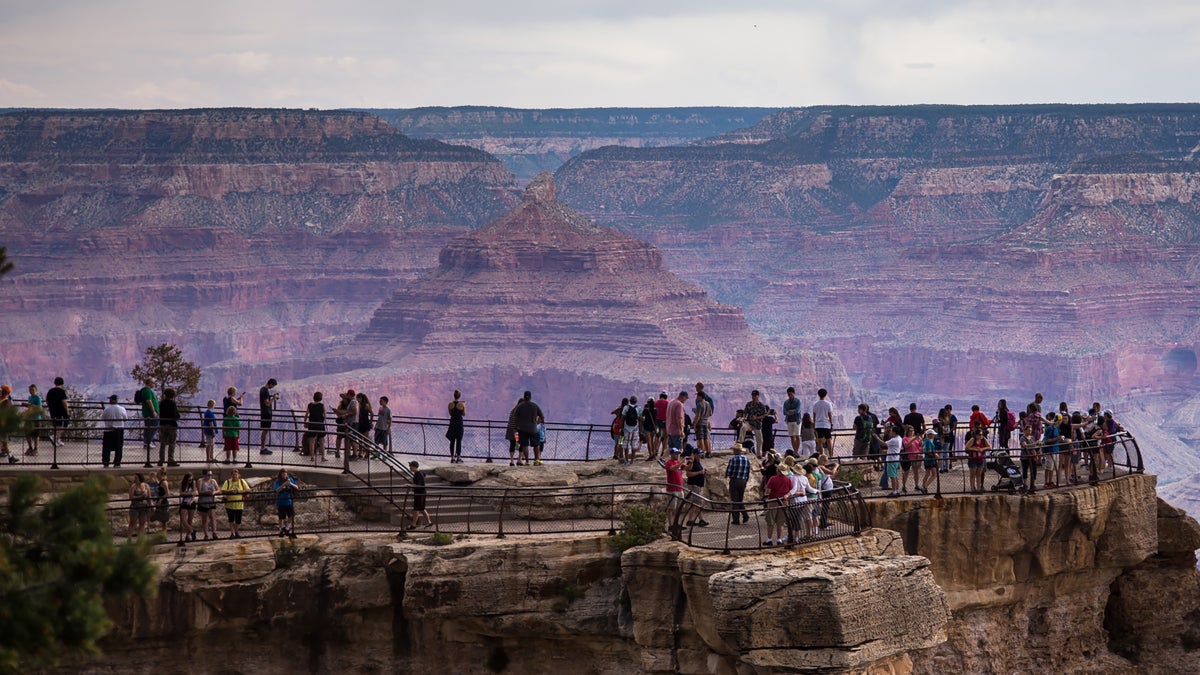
[258,378,278,455]
[692,389,713,458]
[158,388,180,467]
[654,392,670,451]
[45,376,69,448]
[742,390,767,456]
[621,396,641,465]
[665,391,688,452]
[514,391,544,466]
[811,388,834,456]
[101,394,128,468]
[375,396,392,451]
[783,387,803,454]
[852,403,878,459]
[903,403,925,437]
[135,383,159,459]
[725,442,751,524]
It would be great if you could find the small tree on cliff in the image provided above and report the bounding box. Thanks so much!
[0,475,156,670]
[130,343,201,401]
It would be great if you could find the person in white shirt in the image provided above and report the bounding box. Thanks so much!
[811,388,834,456]
[101,394,129,468]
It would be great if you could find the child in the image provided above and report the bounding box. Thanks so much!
[222,405,241,464]
[201,400,217,463]
[375,396,392,451]
[534,415,546,466]
[407,461,432,529]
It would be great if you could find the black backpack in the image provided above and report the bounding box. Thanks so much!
[623,405,639,427]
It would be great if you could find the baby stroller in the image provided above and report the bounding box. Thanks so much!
[986,451,1024,494]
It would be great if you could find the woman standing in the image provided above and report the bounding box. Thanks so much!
[148,467,171,534]
[447,390,465,463]
[127,472,150,536]
[965,428,990,493]
[196,470,221,539]
[178,472,196,545]
[356,392,373,459]
[900,425,921,493]
[920,430,939,494]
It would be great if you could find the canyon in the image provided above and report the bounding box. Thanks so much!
[5,104,1200,504]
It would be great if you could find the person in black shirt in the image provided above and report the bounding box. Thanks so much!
[45,377,70,448]
[158,388,181,466]
[903,403,925,437]
[407,461,432,529]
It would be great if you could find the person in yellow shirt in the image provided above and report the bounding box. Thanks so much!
[221,468,251,538]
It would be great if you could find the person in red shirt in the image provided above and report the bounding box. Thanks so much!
[763,469,794,546]
[969,405,992,436]
[664,448,684,493]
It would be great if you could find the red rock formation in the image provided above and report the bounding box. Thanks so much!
[284,173,852,422]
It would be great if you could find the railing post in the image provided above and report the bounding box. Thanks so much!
[585,426,592,462]
[486,421,493,463]
[608,484,617,536]
[497,488,507,538]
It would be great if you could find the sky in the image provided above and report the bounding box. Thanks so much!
[1,0,1198,109]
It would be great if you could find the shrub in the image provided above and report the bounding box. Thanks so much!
[606,505,666,551]
[429,532,453,546]
[273,538,301,569]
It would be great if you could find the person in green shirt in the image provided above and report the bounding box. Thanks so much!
[135,385,159,454]
[221,468,250,538]
[222,406,241,464]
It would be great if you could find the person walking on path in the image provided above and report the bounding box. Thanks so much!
[407,461,433,530]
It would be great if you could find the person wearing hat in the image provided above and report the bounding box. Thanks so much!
[663,447,683,487]
[100,394,128,468]
[725,442,751,524]
[919,430,938,494]
[762,457,794,547]
[742,390,767,457]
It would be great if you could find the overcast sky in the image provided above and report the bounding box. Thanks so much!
[2,0,1197,109]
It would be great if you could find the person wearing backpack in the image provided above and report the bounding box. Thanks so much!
[621,396,641,465]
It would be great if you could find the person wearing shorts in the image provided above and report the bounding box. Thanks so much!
[273,468,298,538]
[811,388,833,455]
[222,468,250,538]
[196,470,220,540]
[408,461,432,529]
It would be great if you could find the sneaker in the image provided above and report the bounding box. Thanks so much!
[776,539,787,546]
[902,487,908,493]
[696,520,709,527]
[889,491,900,497]
[534,460,543,466]
[762,540,774,547]
[260,449,273,455]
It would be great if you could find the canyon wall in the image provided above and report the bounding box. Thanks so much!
[0,109,520,390]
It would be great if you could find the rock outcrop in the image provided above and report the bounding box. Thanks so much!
[55,472,1200,674]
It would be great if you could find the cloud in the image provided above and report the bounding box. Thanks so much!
[0,0,1197,108]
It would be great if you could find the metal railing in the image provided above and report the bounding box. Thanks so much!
[98,478,871,553]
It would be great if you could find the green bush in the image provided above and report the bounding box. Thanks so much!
[606,505,666,551]
[273,538,301,569]
[429,531,453,546]
[839,466,867,489]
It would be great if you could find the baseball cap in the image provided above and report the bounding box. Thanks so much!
[669,447,680,454]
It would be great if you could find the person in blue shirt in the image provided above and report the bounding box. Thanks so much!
[273,468,299,538]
